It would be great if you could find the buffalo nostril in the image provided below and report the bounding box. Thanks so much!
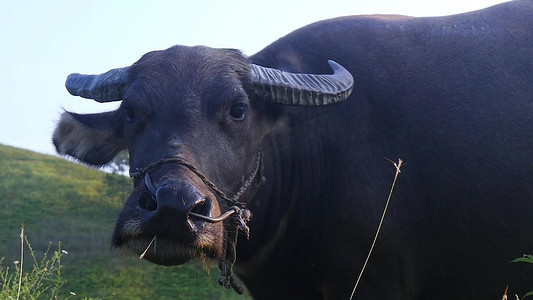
[138,192,157,211]
[189,198,212,219]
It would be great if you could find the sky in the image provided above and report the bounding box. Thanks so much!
[0,0,507,155]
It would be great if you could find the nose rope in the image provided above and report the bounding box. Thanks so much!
[129,147,264,294]
[129,147,263,211]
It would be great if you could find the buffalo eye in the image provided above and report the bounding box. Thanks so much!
[229,103,247,121]
[123,107,136,123]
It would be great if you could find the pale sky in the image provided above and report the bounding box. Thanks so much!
[0,0,507,155]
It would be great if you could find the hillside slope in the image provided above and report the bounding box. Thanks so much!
[0,144,248,299]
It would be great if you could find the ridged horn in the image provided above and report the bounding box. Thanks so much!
[250,60,354,106]
[65,67,131,102]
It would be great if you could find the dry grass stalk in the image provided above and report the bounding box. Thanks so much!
[16,224,24,300]
[139,236,157,260]
[349,159,403,300]
[501,285,521,300]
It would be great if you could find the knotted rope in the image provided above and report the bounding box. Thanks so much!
[129,147,264,293]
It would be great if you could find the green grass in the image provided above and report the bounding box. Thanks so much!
[0,229,72,300]
[0,144,250,299]
[512,255,533,299]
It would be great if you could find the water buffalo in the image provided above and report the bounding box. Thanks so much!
[53,1,533,298]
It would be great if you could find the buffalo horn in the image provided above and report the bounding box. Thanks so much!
[65,67,131,102]
[250,60,354,106]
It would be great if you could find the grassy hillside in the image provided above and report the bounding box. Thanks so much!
[0,144,250,299]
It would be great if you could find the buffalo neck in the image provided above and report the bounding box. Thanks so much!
[234,105,342,279]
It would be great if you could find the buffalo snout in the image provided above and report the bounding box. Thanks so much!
[140,176,216,234]
[111,171,226,265]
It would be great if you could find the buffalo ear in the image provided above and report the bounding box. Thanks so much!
[53,111,125,166]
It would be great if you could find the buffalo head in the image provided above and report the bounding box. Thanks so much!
[53,45,353,270]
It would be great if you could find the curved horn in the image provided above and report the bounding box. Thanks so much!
[250,60,354,106]
[65,67,131,102]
